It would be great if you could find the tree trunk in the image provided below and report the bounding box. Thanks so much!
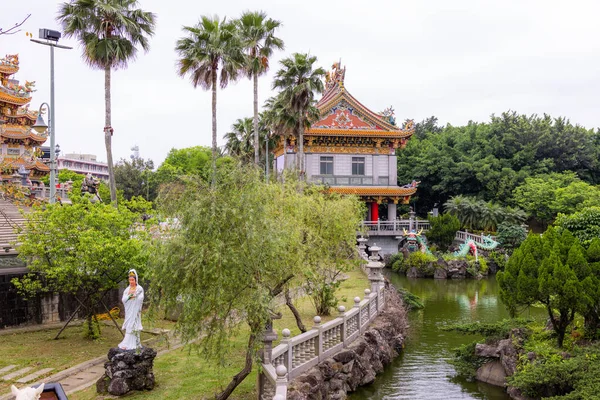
[104,65,117,206]
[285,288,306,333]
[298,114,304,175]
[253,71,259,165]
[215,333,256,400]
[211,72,218,187]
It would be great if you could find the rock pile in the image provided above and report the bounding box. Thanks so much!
[96,347,156,396]
[286,285,408,400]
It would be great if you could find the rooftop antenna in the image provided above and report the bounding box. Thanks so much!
[130,145,139,159]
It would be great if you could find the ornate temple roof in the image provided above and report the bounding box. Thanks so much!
[1,157,50,172]
[0,124,47,142]
[307,62,414,138]
[329,186,417,196]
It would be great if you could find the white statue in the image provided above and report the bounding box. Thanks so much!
[10,383,44,400]
[118,269,144,350]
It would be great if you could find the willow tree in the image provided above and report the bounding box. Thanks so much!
[57,0,156,206]
[236,11,284,165]
[175,16,244,186]
[150,167,305,399]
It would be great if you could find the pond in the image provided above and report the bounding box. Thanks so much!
[351,272,541,400]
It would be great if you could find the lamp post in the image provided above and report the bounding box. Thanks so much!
[30,29,71,204]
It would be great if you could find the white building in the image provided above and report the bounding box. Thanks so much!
[57,153,109,180]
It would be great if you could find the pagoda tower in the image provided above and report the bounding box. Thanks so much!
[273,62,417,222]
[0,54,49,182]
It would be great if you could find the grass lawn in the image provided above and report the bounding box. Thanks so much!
[71,267,371,400]
[0,315,174,395]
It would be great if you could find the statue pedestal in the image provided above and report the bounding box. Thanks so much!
[96,347,157,396]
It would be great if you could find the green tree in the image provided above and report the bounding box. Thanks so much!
[498,228,589,347]
[236,11,284,165]
[297,186,364,316]
[175,16,244,186]
[555,207,600,246]
[496,222,527,249]
[12,200,147,339]
[272,53,325,172]
[150,167,304,399]
[397,112,600,213]
[58,0,156,206]
[426,213,460,251]
[114,157,155,201]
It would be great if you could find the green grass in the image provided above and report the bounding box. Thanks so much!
[0,316,174,394]
[71,267,371,400]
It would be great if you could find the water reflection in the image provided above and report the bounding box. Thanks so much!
[351,273,541,400]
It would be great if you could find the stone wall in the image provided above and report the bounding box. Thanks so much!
[0,268,122,329]
[0,272,38,328]
[286,284,407,400]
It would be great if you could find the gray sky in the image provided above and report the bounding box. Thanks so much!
[3,0,600,166]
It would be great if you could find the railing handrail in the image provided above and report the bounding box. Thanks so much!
[454,230,497,243]
[260,283,386,400]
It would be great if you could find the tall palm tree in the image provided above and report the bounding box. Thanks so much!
[176,16,244,186]
[58,0,156,206]
[272,53,325,173]
[237,11,284,165]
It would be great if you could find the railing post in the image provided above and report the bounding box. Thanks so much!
[274,365,288,400]
[281,328,292,372]
[364,289,372,320]
[354,296,361,327]
[338,306,347,345]
[377,218,380,232]
[312,316,322,360]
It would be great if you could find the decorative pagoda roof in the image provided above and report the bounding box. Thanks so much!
[0,124,47,142]
[0,54,19,76]
[307,62,414,138]
[1,157,50,172]
[329,186,417,197]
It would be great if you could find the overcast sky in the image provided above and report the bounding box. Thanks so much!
[3,0,600,166]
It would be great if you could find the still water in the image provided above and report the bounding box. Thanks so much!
[351,273,533,400]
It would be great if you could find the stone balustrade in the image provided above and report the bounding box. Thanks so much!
[454,230,497,244]
[361,219,431,236]
[259,247,387,400]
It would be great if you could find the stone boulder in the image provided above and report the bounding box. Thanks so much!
[476,360,506,387]
[96,347,157,396]
[446,260,468,279]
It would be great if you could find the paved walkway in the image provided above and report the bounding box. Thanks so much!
[0,332,183,400]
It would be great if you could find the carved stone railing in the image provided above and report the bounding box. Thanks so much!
[30,186,70,202]
[259,246,387,400]
[454,230,497,245]
[360,219,430,236]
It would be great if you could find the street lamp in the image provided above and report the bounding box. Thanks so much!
[30,28,71,204]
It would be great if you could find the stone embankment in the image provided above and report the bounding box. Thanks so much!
[471,328,529,400]
[286,284,408,400]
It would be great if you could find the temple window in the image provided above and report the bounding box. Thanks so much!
[320,156,333,175]
[352,157,365,175]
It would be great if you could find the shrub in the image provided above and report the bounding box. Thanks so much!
[403,252,438,275]
[386,253,404,268]
[488,251,508,272]
[496,222,527,249]
[427,213,461,251]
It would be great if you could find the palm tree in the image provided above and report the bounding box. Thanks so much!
[224,117,254,163]
[272,53,325,173]
[57,0,156,206]
[237,11,284,165]
[175,16,244,186]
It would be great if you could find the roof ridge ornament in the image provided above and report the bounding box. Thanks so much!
[325,60,345,91]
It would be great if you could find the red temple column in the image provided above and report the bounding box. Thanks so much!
[371,202,379,222]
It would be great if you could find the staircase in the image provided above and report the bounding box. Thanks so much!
[0,198,29,256]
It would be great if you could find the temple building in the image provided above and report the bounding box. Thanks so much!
[274,62,417,221]
[0,54,49,182]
